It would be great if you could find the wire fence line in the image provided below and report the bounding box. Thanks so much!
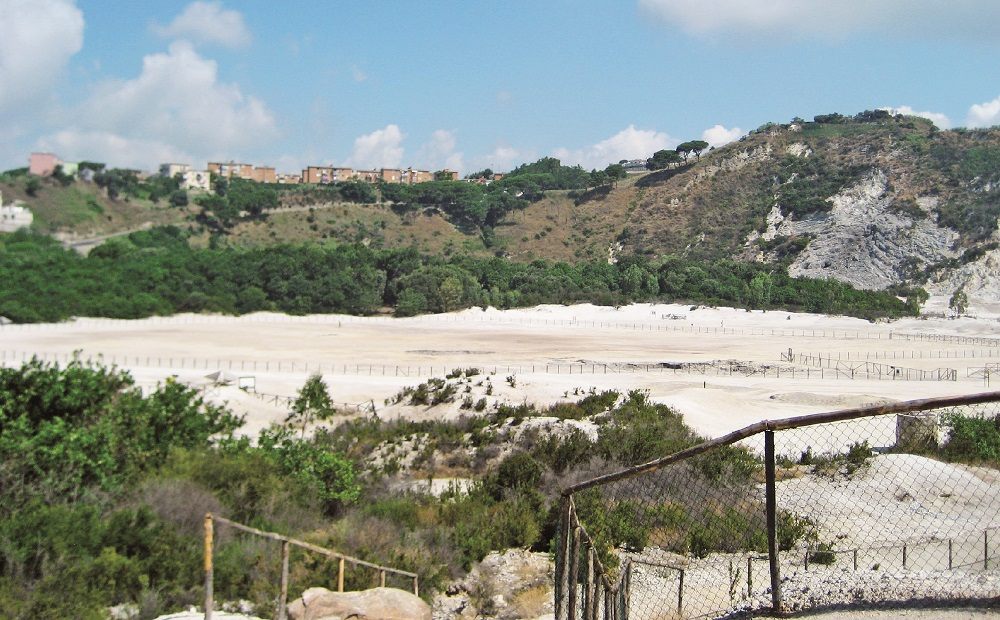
[784,352,958,382]
[3,312,1000,347]
[1,349,991,384]
[555,392,1000,619]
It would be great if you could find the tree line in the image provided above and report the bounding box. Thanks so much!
[0,227,921,324]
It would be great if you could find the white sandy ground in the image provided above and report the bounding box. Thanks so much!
[23,299,990,618]
[2,296,999,444]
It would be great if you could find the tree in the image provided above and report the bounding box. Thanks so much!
[688,140,709,160]
[169,189,189,207]
[646,149,682,170]
[949,287,969,317]
[676,142,693,161]
[604,163,627,187]
[24,177,40,196]
[589,169,609,188]
[287,374,334,437]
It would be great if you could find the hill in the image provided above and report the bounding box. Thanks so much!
[6,111,1000,304]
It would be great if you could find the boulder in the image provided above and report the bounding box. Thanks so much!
[288,586,431,620]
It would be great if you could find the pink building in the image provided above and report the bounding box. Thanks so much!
[29,153,60,177]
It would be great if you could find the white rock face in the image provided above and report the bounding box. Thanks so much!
[433,549,554,620]
[776,170,960,290]
[929,245,1000,303]
[786,142,812,158]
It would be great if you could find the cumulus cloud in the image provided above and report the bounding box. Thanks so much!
[553,125,674,170]
[37,41,277,170]
[638,0,1000,40]
[966,95,1000,128]
[701,124,743,147]
[470,146,533,173]
[37,131,191,169]
[347,125,405,169]
[883,106,952,129]
[0,0,84,115]
[152,1,251,48]
[416,130,463,172]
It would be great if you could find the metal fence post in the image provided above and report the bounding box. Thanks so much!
[765,430,783,613]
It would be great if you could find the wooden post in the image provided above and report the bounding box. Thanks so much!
[338,557,345,592]
[413,575,419,597]
[568,526,580,617]
[948,539,953,569]
[765,430,783,613]
[903,543,908,569]
[747,555,753,595]
[277,541,290,620]
[853,549,858,571]
[985,531,990,570]
[583,547,594,619]
[380,570,386,588]
[203,513,214,620]
[555,498,570,620]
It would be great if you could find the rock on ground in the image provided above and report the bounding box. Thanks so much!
[433,549,554,619]
[288,586,431,620]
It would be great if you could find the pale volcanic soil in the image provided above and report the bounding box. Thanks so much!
[2,298,999,441]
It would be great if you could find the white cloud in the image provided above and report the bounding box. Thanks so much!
[37,131,191,170]
[638,0,1000,40]
[350,65,368,82]
[883,106,952,129]
[701,124,744,147]
[347,125,405,169]
[152,1,251,48]
[36,41,277,170]
[966,95,1000,128]
[553,125,674,170]
[0,0,84,115]
[416,130,464,172]
[470,146,533,173]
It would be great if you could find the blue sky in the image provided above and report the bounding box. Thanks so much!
[2,0,999,174]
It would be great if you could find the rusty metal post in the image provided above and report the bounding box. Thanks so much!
[204,513,214,620]
[765,430,783,613]
[277,540,290,620]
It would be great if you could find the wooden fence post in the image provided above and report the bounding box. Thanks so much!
[277,540,290,620]
[338,557,345,592]
[204,513,214,620]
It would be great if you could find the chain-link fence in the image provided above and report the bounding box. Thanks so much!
[555,392,1000,619]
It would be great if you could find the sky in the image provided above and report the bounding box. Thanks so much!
[2,0,1000,174]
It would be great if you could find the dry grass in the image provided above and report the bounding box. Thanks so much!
[1,178,185,236]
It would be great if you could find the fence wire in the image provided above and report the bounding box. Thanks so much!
[556,394,1000,619]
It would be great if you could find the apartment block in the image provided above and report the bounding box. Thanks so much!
[28,152,60,177]
[250,166,276,183]
[207,161,255,179]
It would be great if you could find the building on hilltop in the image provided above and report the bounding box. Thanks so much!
[250,166,276,183]
[160,163,192,178]
[622,159,647,174]
[440,169,460,181]
[182,170,212,192]
[0,192,33,232]
[277,172,302,184]
[29,153,60,176]
[302,166,355,184]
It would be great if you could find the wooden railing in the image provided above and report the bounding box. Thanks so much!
[202,513,418,620]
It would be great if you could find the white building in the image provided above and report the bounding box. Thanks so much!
[182,170,212,192]
[0,192,33,232]
[160,163,192,178]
